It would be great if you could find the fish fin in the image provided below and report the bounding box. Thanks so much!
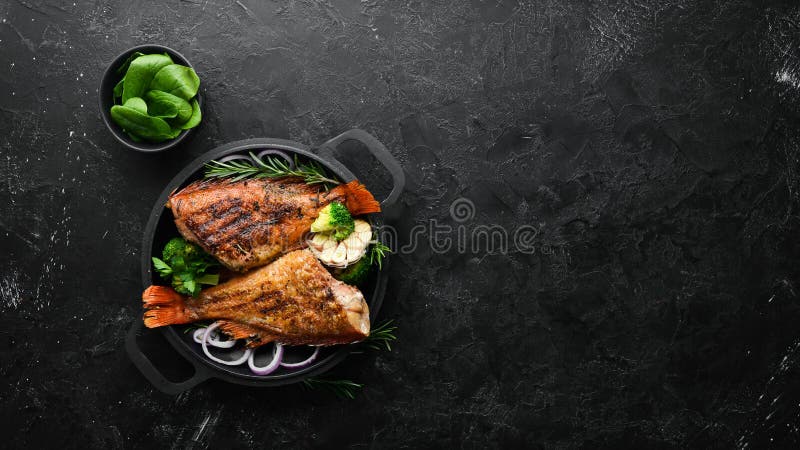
[244,334,277,348]
[339,180,381,215]
[217,320,278,348]
[142,286,191,328]
[217,320,267,340]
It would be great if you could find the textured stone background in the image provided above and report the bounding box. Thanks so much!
[3,0,800,448]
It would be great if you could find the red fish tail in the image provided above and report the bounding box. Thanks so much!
[339,180,381,215]
[142,286,192,328]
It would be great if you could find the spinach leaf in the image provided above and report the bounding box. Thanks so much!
[123,97,148,114]
[121,53,173,103]
[113,78,125,103]
[110,104,174,141]
[149,64,200,101]
[110,52,202,142]
[145,90,192,122]
[178,99,202,130]
[164,126,183,139]
[116,51,145,75]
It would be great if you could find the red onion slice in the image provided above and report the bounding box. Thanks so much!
[192,323,316,375]
[201,322,252,365]
[193,328,205,344]
[193,325,236,348]
[280,346,320,369]
[247,343,284,375]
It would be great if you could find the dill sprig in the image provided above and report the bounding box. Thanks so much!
[302,377,363,399]
[204,152,341,186]
[364,320,397,351]
[369,241,392,270]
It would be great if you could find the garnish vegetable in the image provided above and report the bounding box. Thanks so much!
[179,318,397,397]
[302,378,363,399]
[110,52,201,142]
[369,241,391,270]
[204,152,340,186]
[310,202,354,241]
[151,237,219,296]
[333,257,371,285]
[331,239,392,285]
[363,320,397,351]
[308,219,372,268]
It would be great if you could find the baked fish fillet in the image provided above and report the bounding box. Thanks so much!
[167,178,380,272]
[142,250,370,347]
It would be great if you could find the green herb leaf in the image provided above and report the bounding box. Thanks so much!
[369,241,392,270]
[121,53,173,103]
[363,319,397,351]
[149,64,200,101]
[195,273,219,286]
[154,237,220,297]
[151,257,172,278]
[302,378,363,399]
[182,277,198,296]
[204,153,340,187]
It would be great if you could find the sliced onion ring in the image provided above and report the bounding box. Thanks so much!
[193,325,235,348]
[248,342,284,375]
[280,346,320,369]
[201,322,252,365]
[193,328,204,344]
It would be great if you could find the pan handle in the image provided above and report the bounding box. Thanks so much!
[126,320,212,395]
[319,129,405,210]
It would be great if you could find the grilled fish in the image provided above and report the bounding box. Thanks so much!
[142,250,370,347]
[167,178,380,272]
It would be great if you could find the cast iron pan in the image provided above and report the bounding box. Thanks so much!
[125,129,404,394]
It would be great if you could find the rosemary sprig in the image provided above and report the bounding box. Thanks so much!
[303,320,397,399]
[302,377,363,399]
[204,153,341,186]
[369,241,392,270]
[363,319,397,351]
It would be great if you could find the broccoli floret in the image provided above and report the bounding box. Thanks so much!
[153,237,220,297]
[333,257,371,285]
[310,202,355,241]
[162,237,195,261]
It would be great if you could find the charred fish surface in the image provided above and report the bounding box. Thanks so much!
[167,178,380,272]
[142,250,370,347]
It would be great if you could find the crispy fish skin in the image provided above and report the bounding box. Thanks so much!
[167,178,380,272]
[142,250,370,346]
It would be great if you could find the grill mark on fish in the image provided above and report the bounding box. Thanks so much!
[205,212,254,246]
[193,202,244,236]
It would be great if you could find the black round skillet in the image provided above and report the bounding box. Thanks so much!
[125,129,404,394]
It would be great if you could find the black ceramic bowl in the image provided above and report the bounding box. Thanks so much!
[126,130,405,394]
[99,44,202,153]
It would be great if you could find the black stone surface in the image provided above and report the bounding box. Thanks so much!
[2,0,800,448]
